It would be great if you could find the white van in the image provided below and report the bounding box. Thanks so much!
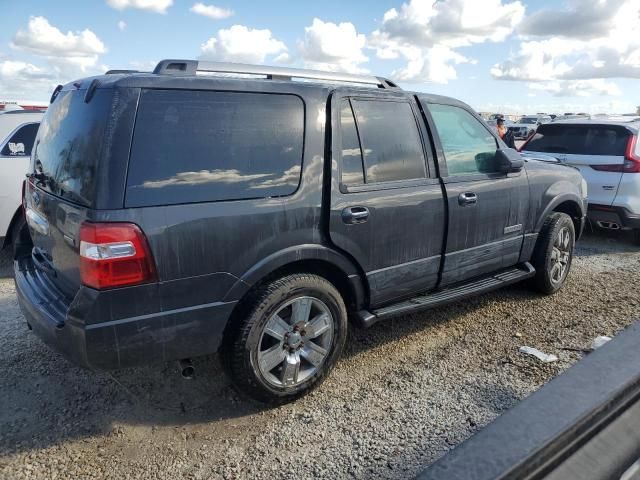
[0,110,43,254]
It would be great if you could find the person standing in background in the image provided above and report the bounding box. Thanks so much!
[496,117,516,149]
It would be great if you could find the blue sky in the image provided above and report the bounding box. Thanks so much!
[1,0,638,114]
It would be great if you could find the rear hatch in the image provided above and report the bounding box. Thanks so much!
[24,86,115,298]
[521,123,631,206]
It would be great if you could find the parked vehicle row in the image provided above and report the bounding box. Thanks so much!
[15,60,587,403]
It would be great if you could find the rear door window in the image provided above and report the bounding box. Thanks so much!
[1,123,39,156]
[126,90,304,207]
[350,99,426,183]
[525,125,630,155]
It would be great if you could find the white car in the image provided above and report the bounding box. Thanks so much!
[521,119,640,243]
[0,110,43,254]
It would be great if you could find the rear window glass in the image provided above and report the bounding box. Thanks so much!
[350,99,426,183]
[1,123,39,156]
[525,125,630,155]
[126,90,304,207]
[32,89,113,206]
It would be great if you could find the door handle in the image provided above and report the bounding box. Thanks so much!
[341,206,369,224]
[458,192,477,206]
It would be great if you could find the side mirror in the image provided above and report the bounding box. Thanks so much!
[495,148,524,173]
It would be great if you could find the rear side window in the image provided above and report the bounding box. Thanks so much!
[126,90,304,207]
[32,89,113,206]
[428,103,498,175]
[525,125,630,155]
[350,99,426,183]
[1,123,39,156]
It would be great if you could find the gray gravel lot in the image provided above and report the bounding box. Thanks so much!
[1,228,639,480]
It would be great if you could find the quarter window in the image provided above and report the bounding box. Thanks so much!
[339,100,365,185]
[350,100,426,183]
[428,104,498,176]
[126,90,305,207]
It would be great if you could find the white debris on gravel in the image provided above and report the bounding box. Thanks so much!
[0,229,639,480]
[590,335,612,350]
[519,346,558,363]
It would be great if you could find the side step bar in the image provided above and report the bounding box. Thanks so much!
[357,263,535,328]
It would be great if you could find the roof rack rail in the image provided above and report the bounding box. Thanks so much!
[152,59,400,89]
[105,69,140,75]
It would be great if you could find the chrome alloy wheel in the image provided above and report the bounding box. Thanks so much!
[549,226,571,284]
[257,296,334,388]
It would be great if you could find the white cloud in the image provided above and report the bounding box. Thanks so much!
[369,0,524,82]
[190,2,233,20]
[12,16,106,59]
[3,17,108,99]
[273,52,293,64]
[519,0,626,39]
[392,44,471,83]
[492,0,640,96]
[200,25,287,64]
[118,20,127,31]
[299,18,368,73]
[106,0,172,14]
[528,79,622,97]
[0,60,57,100]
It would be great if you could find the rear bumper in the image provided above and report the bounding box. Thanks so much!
[14,257,237,370]
[588,204,640,229]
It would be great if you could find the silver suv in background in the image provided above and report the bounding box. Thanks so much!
[509,115,552,139]
[521,119,640,243]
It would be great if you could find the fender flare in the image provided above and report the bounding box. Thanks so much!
[534,192,585,233]
[222,244,368,308]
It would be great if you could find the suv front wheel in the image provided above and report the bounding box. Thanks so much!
[531,212,575,294]
[223,273,348,403]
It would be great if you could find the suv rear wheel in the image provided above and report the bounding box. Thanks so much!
[531,212,575,294]
[223,273,347,403]
[633,229,640,246]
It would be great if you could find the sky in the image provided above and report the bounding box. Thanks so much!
[0,0,639,114]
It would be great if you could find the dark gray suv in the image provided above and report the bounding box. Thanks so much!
[15,60,587,402]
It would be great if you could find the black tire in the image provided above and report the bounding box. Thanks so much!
[11,213,32,260]
[530,212,575,295]
[633,229,640,246]
[223,273,348,403]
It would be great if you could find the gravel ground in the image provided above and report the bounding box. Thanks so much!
[0,228,639,480]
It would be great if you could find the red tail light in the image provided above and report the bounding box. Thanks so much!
[592,135,640,173]
[623,135,640,172]
[79,222,157,290]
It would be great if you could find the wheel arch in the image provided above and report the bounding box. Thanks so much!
[535,193,585,239]
[223,244,369,314]
[552,200,583,238]
[220,245,369,353]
